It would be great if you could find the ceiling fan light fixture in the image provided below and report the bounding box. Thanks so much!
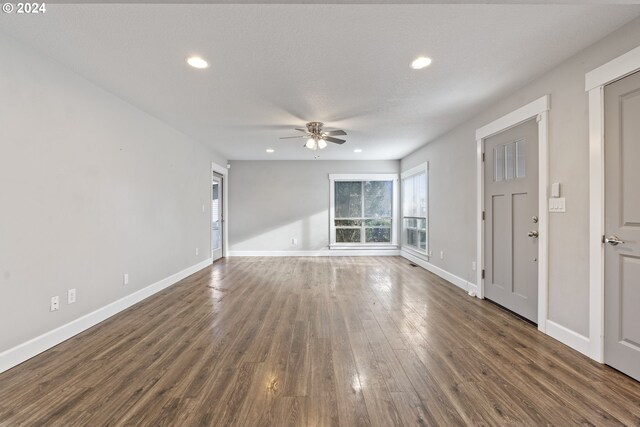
[411,56,432,70]
[306,138,318,150]
[318,139,327,150]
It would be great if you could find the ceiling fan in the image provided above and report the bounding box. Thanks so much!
[280,122,347,151]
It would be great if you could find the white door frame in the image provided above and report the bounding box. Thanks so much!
[586,45,640,363]
[212,162,229,259]
[475,95,550,333]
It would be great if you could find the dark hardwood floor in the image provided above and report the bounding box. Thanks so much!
[1,256,639,426]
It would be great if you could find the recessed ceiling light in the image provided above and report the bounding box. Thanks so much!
[411,56,432,70]
[266,148,275,153]
[187,56,209,69]
[354,149,362,153]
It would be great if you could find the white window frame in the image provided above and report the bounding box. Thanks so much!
[329,173,399,249]
[401,163,429,258]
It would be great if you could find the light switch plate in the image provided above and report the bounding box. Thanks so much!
[549,197,566,213]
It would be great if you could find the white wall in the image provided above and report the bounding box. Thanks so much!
[228,160,400,252]
[402,18,640,337]
[0,33,226,353]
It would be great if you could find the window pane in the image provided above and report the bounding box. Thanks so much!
[406,228,417,246]
[364,181,392,218]
[403,178,414,217]
[366,228,391,243]
[419,230,427,250]
[516,139,526,178]
[335,219,362,227]
[336,228,361,243]
[416,172,427,217]
[335,181,362,218]
[364,218,391,227]
[416,218,427,230]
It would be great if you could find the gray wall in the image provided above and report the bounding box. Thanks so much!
[402,18,640,336]
[0,33,226,351]
[228,160,400,252]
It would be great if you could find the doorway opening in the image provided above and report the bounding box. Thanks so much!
[212,172,223,262]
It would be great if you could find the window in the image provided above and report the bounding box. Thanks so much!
[401,164,428,255]
[329,174,398,247]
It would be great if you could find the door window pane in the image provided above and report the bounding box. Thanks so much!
[494,146,505,182]
[516,139,526,178]
[335,181,362,218]
[505,143,515,181]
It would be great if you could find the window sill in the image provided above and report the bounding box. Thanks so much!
[401,246,429,260]
[330,244,399,250]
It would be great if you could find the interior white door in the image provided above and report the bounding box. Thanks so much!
[604,70,640,382]
[212,174,223,261]
[484,118,539,323]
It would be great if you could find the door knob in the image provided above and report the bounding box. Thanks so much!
[528,231,539,238]
[604,235,625,246]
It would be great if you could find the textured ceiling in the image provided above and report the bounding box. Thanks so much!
[1,4,639,160]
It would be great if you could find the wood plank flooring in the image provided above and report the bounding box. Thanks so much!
[1,256,639,426]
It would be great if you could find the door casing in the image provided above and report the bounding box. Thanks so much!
[475,95,550,334]
[212,162,229,260]
[211,173,223,261]
[586,44,640,363]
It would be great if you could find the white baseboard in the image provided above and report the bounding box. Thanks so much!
[400,250,476,294]
[227,249,400,257]
[545,319,591,358]
[0,258,212,374]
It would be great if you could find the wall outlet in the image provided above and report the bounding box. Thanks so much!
[123,273,129,286]
[472,261,477,271]
[428,250,432,258]
[440,251,444,260]
[50,296,59,312]
[196,247,199,256]
[291,238,298,246]
[201,204,205,213]
[68,288,76,304]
